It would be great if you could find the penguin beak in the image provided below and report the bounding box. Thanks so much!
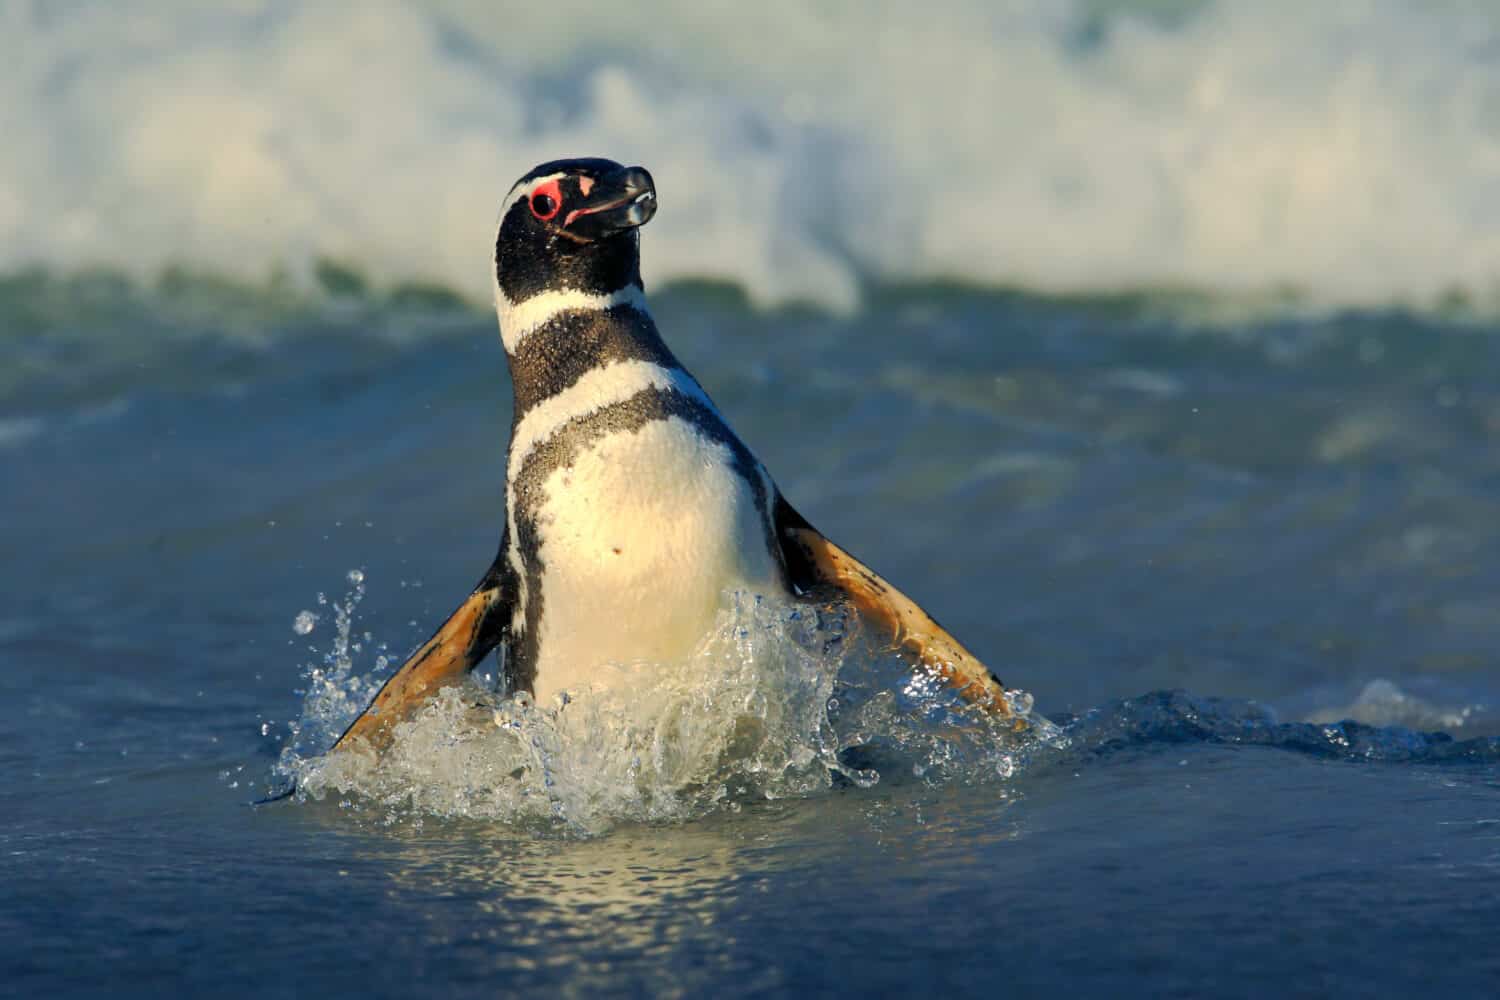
[563,166,657,241]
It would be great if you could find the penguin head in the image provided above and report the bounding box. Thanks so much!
[493,158,657,311]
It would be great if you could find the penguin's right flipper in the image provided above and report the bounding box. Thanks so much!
[328,568,510,759]
[773,496,1014,716]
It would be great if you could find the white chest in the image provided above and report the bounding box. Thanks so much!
[527,416,781,702]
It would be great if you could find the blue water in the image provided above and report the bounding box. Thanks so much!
[10,0,1500,994]
[5,277,1500,996]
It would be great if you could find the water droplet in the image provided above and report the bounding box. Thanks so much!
[347,569,365,586]
[293,610,318,635]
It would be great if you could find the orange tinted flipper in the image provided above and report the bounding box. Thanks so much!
[776,500,1012,715]
[330,582,507,757]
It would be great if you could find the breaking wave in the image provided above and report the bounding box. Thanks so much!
[9,1,1500,311]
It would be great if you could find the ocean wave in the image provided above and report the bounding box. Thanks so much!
[7,1,1500,311]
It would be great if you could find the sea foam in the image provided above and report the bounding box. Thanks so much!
[7,1,1500,310]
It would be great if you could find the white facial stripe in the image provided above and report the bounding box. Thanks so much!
[495,285,647,354]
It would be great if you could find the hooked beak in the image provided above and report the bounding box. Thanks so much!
[563,165,657,241]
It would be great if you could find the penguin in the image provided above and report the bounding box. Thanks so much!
[331,158,1019,757]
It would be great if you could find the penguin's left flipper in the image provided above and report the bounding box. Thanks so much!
[328,567,510,759]
[774,496,1014,716]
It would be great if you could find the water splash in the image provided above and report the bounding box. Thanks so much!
[265,575,1499,833]
[273,568,396,772]
[270,575,1054,833]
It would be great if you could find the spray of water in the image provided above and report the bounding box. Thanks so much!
[270,573,1056,833]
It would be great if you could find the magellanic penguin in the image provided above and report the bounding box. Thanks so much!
[331,158,1024,758]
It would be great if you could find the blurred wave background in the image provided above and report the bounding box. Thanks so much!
[7,0,1500,311]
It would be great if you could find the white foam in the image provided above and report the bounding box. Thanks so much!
[1306,679,1488,733]
[288,592,855,832]
[274,574,1053,831]
[8,1,1500,310]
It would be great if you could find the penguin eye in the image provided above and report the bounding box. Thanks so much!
[529,180,562,221]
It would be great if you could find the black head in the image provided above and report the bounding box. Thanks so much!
[493,158,657,308]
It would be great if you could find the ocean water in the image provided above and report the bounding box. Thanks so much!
[8,1,1500,997]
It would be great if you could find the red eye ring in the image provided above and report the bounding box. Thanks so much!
[529,179,562,221]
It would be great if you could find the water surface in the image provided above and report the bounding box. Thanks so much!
[5,277,1500,995]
